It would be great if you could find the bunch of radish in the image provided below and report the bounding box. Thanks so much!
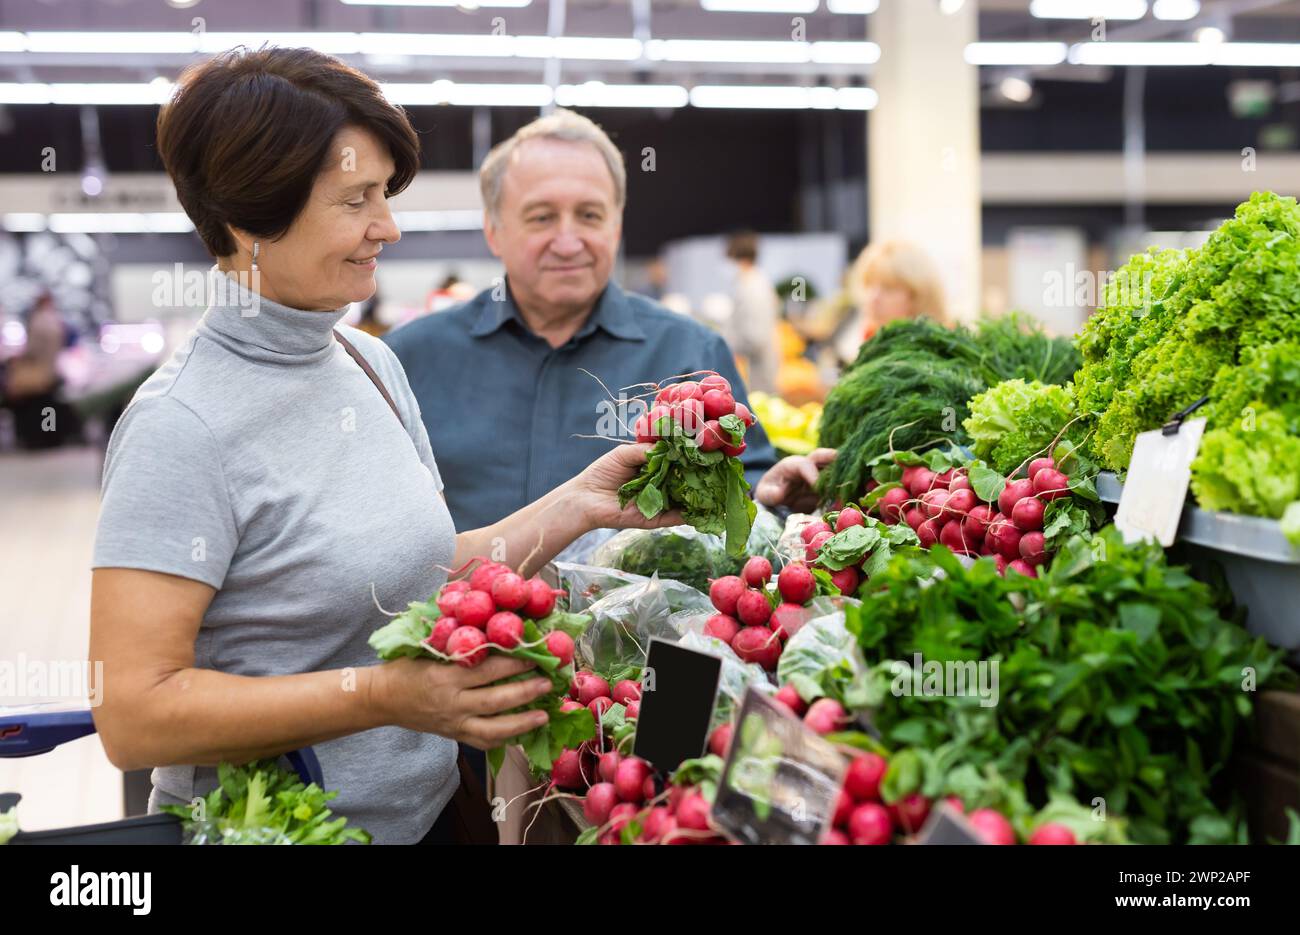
[797,504,876,597]
[632,373,756,455]
[558,671,643,732]
[422,559,570,667]
[702,557,820,671]
[843,455,1078,579]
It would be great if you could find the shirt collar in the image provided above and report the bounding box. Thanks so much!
[469,279,645,343]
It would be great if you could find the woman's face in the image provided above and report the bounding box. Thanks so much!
[239,126,401,312]
[862,280,915,325]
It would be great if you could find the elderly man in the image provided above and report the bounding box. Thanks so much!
[385,110,831,535]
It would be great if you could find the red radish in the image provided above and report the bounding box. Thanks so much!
[486,611,524,650]
[774,684,807,716]
[677,398,706,435]
[469,561,511,593]
[545,630,575,666]
[598,751,622,784]
[904,507,926,532]
[921,488,951,520]
[829,566,860,596]
[800,520,833,544]
[844,753,887,802]
[436,590,465,618]
[736,589,773,627]
[633,414,655,444]
[709,723,733,758]
[698,419,726,452]
[993,554,1009,574]
[945,487,977,516]
[947,473,972,493]
[615,757,651,802]
[900,464,927,491]
[777,562,816,604]
[1011,496,1045,531]
[701,389,736,420]
[1033,468,1071,501]
[588,696,615,718]
[805,530,833,561]
[742,556,773,587]
[522,579,559,619]
[963,504,992,539]
[709,576,747,615]
[878,487,910,524]
[442,579,471,594]
[641,807,673,843]
[804,697,847,735]
[998,478,1036,516]
[822,829,851,845]
[967,809,1016,845]
[573,672,611,705]
[1007,559,1038,578]
[676,793,711,832]
[699,374,731,394]
[583,782,619,826]
[559,699,584,714]
[939,519,974,555]
[1028,457,1057,480]
[1019,531,1048,566]
[833,790,854,827]
[489,572,528,611]
[933,468,958,489]
[455,590,495,630]
[891,793,932,834]
[988,521,1023,561]
[734,402,756,426]
[848,802,893,845]
[655,383,680,406]
[907,468,937,497]
[835,507,865,531]
[675,381,702,401]
[623,700,640,719]
[552,749,584,789]
[446,627,488,667]
[943,796,965,814]
[917,518,942,548]
[733,626,781,670]
[607,802,638,836]
[722,440,747,458]
[703,613,740,645]
[1029,823,1078,845]
[612,679,641,706]
[426,617,459,654]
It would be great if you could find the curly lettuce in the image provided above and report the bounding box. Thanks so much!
[963,379,1078,475]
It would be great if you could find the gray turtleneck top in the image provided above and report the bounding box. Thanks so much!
[92,274,458,844]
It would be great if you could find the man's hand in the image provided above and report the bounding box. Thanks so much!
[754,448,837,513]
[571,442,686,531]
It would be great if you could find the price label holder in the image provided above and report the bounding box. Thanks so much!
[914,803,987,845]
[1115,408,1207,547]
[710,688,848,845]
[632,638,722,772]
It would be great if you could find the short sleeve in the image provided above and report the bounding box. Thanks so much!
[92,396,239,589]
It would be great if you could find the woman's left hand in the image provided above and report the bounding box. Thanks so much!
[571,443,686,531]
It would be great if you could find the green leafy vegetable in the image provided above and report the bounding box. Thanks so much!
[963,379,1080,476]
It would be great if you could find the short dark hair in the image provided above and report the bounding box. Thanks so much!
[156,46,420,257]
[726,230,759,263]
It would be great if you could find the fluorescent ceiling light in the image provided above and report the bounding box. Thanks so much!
[340,0,533,7]
[511,37,644,60]
[1030,0,1148,19]
[0,83,177,104]
[835,86,879,110]
[700,0,819,11]
[199,33,364,55]
[391,210,483,231]
[3,213,48,232]
[380,80,553,106]
[25,31,198,54]
[1152,0,1199,19]
[1213,43,1300,67]
[964,42,1068,66]
[690,85,876,109]
[826,0,879,11]
[810,41,881,65]
[999,76,1034,102]
[939,0,966,13]
[555,82,688,108]
[0,31,28,51]
[647,39,878,64]
[357,33,512,56]
[46,213,195,234]
[1069,41,1213,65]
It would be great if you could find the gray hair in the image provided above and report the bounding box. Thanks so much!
[479,109,627,221]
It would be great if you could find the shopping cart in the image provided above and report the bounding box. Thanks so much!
[0,706,322,844]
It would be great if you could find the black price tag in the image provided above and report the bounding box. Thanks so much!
[914,803,988,845]
[631,638,722,772]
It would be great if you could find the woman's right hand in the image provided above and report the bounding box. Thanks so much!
[371,655,555,750]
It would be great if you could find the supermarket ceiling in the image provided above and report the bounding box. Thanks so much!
[1,0,1300,107]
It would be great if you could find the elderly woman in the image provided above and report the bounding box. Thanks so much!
[836,240,949,362]
[88,47,699,845]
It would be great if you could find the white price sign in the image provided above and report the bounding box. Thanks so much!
[1114,417,1206,547]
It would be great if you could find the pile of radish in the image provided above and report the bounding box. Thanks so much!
[702,557,820,671]
[632,373,756,455]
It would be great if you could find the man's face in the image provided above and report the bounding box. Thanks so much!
[484,137,622,316]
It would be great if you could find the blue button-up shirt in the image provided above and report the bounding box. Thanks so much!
[384,281,778,532]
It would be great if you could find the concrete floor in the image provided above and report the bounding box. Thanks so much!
[1,446,124,831]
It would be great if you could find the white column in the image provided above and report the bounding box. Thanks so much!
[868,0,982,323]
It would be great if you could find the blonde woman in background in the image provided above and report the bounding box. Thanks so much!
[836,240,948,363]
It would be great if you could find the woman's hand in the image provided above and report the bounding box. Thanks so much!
[372,654,556,750]
[754,448,838,513]
[569,442,686,531]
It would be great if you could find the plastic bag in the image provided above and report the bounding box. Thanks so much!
[724,507,788,574]
[552,527,620,566]
[550,562,648,613]
[775,599,866,703]
[576,574,686,677]
[590,525,732,594]
[675,630,775,729]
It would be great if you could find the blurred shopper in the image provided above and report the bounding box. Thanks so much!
[385,111,829,534]
[724,231,780,395]
[88,48,687,846]
[837,240,948,362]
[2,292,80,449]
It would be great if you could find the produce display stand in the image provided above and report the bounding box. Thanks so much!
[492,746,583,845]
[1235,691,1300,843]
[1098,472,1300,657]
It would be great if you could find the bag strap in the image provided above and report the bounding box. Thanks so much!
[334,329,403,430]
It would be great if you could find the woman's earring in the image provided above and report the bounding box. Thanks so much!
[251,240,260,273]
